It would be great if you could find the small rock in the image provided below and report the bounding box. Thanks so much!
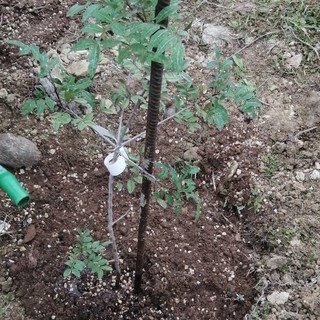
[315,162,320,170]
[292,181,306,192]
[302,287,320,315]
[119,226,127,236]
[295,171,305,181]
[267,291,289,305]
[202,24,236,47]
[266,255,288,270]
[0,88,8,99]
[183,147,202,161]
[66,60,89,77]
[290,238,301,246]
[310,170,320,180]
[0,133,41,168]
[23,224,36,243]
[286,53,303,68]
[272,142,286,154]
[49,149,56,155]
[6,94,16,104]
[0,277,13,293]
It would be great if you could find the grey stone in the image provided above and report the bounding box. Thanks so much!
[66,60,89,77]
[310,170,320,180]
[183,147,202,161]
[202,24,236,47]
[0,88,8,99]
[266,255,288,270]
[0,133,41,168]
[0,277,13,293]
[267,291,290,305]
[302,287,320,315]
[295,171,305,182]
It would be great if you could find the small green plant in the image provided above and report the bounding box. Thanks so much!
[263,153,279,176]
[235,293,245,303]
[154,160,201,218]
[248,187,263,213]
[0,292,15,320]
[64,228,112,280]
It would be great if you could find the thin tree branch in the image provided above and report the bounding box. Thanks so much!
[228,30,281,59]
[107,174,121,286]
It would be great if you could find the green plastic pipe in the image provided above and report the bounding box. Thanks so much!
[0,165,30,207]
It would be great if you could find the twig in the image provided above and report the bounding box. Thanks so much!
[122,105,191,146]
[294,126,317,139]
[211,171,216,191]
[112,208,132,226]
[228,30,281,59]
[107,174,121,286]
[288,26,319,59]
[119,90,146,146]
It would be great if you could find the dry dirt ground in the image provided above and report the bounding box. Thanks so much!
[0,0,319,319]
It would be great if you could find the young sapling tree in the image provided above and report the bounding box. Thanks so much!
[7,0,261,289]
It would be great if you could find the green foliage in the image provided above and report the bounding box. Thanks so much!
[6,41,96,131]
[8,1,261,220]
[64,229,112,280]
[248,187,263,213]
[67,0,186,77]
[263,153,279,176]
[154,161,201,219]
[0,292,15,319]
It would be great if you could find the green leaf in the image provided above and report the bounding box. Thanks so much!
[75,77,92,91]
[21,99,36,115]
[117,46,131,64]
[29,44,41,61]
[156,197,167,209]
[82,4,100,22]
[71,38,97,51]
[72,269,81,278]
[154,33,176,56]
[221,59,233,70]
[64,90,75,102]
[148,29,167,50]
[101,39,120,48]
[172,41,185,71]
[82,91,95,107]
[67,3,86,17]
[158,164,169,180]
[127,179,135,193]
[93,7,113,23]
[63,268,72,278]
[155,4,178,23]
[116,182,123,191]
[207,60,218,69]
[82,23,103,34]
[212,102,228,131]
[88,43,100,78]
[232,55,244,69]
[36,99,46,115]
[47,57,60,70]
[188,166,200,175]
[242,99,261,118]
[165,193,174,206]
[101,265,112,272]
[53,112,72,131]
[111,22,127,37]
[6,40,31,55]
[97,268,103,280]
